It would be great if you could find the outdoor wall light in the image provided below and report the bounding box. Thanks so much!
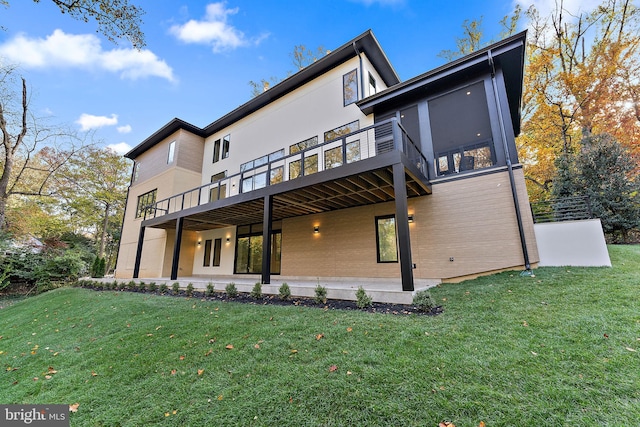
[226,237,230,243]
[313,225,320,234]
[408,215,414,223]
[197,241,201,246]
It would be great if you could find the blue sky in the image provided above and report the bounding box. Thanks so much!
[0,0,597,155]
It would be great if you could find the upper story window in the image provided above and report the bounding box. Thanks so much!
[213,139,221,163]
[222,134,230,159]
[167,140,176,164]
[241,149,285,172]
[135,189,157,219]
[369,72,377,97]
[324,120,359,142]
[133,162,141,182]
[290,136,318,154]
[343,69,358,106]
[428,81,495,176]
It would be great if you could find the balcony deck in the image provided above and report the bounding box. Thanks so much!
[142,118,431,232]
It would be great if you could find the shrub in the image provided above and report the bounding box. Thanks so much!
[250,282,262,299]
[355,286,373,309]
[148,282,157,293]
[314,284,327,304]
[225,282,238,298]
[139,281,146,292]
[205,282,215,297]
[279,283,291,300]
[186,283,194,297]
[413,289,436,312]
[159,283,169,294]
[127,280,136,291]
[111,280,118,289]
[172,282,180,295]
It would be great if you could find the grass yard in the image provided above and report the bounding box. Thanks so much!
[0,245,638,426]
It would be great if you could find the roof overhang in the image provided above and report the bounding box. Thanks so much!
[125,30,399,160]
[357,31,527,136]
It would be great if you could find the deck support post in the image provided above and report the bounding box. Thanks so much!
[170,217,184,280]
[393,163,414,292]
[133,225,145,279]
[261,195,273,284]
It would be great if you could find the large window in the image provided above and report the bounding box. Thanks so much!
[213,238,222,267]
[241,149,284,172]
[203,239,212,267]
[428,81,495,176]
[167,140,176,164]
[290,136,318,154]
[135,189,157,218]
[375,215,398,263]
[304,154,318,176]
[343,69,358,106]
[324,120,359,142]
[210,171,227,202]
[234,222,282,274]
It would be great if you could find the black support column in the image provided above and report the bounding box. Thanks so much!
[170,217,184,280]
[133,225,145,279]
[261,195,273,284]
[393,163,414,292]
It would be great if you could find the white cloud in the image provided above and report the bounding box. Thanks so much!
[107,142,132,155]
[169,2,264,52]
[76,113,118,131]
[117,125,132,134]
[0,29,175,82]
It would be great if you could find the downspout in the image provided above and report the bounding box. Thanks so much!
[353,42,365,100]
[488,50,531,271]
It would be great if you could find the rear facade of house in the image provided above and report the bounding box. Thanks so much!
[114,30,539,299]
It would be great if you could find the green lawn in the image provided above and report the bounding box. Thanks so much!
[1,246,638,426]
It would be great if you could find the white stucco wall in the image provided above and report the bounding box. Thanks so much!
[201,55,377,186]
[534,219,611,267]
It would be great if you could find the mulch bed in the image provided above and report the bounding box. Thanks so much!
[77,283,443,316]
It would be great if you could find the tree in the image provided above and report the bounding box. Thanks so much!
[574,133,639,241]
[1,0,145,48]
[0,67,86,231]
[520,0,640,198]
[249,45,329,97]
[438,5,521,61]
[56,146,130,259]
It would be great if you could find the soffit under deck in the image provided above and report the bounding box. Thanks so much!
[145,166,430,232]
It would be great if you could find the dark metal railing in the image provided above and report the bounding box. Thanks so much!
[143,118,429,221]
[530,196,593,223]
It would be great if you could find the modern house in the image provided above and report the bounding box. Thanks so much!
[114,30,539,303]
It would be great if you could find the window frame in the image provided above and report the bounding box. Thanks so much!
[324,120,359,142]
[222,134,230,159]
[203,239,212,267]
[167,140,176,164]
[135,189,157,219]
[368,72,377,96]
[212,238,222,267]
[213,139,221,163]
[375,214,398,263]
[343,69,358,106]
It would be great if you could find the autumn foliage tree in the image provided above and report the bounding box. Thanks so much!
[520,0,640,198]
